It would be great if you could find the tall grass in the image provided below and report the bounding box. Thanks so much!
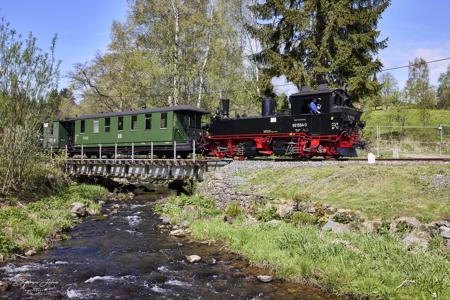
[0,184,107,258]
[190,218,450,299]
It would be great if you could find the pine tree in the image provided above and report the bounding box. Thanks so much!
[246,0,390,100]
[437,65,450,109]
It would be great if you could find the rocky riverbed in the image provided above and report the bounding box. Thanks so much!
[0,185,337,299]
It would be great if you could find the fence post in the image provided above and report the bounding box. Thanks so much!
[81,144,84,162]
[193,139,196,163]
[439,125,443,156]
[114,143,117,162]
[99,144,102,160]
[131,142,135,161]
[173,140,177,162]
[151,142,154,163]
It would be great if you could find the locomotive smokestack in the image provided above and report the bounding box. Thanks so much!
[221,98,230,119]
[261,97,276,117]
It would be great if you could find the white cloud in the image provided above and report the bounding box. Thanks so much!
[271,75,299,96]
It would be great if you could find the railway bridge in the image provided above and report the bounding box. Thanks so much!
[64,158,228,180]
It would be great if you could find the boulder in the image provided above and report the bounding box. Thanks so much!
[276,201,296,218]
[180,220,190,228]
[111,204,120,209]
[439,226,450,239]
[25,249,37,256]
[70,202,87,217]
[169,229,186,237]
[0,281,11,292]
[322,220,350,233]
[0,254,4,262]
[161,216,170,225]
[186,255,201,263]
[244,216,258,226]
[256,275,273,283]
[266,220,282,227]
[402,233,428,248]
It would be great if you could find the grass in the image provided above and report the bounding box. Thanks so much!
[238,164,450,221]
[157,195,450,300]
[0,184,108,259]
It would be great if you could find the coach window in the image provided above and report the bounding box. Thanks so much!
[104,117,111,132]
[93,119,100,133]
[80,120,85,134]
[118,116,124,131]
[160,112,167,129]
[131,115,138,130]
[145,114,152,130]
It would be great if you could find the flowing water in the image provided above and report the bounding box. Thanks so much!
[0,186,337,299]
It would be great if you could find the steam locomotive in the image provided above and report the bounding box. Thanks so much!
[204,85,365,159]
[43,86,364,159]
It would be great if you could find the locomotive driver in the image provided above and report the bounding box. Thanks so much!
[309,98,320,114]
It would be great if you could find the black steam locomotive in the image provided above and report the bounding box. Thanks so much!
[204,86,365,159]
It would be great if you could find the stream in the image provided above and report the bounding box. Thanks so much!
[0,185,336,299]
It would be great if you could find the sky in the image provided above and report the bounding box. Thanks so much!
[1,0,449,95]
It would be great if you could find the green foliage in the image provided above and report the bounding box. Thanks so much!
[224,202,241,218]
[240,164,450,221]
[158,194,220,223]
[395,221,414,237]
[333,211,362,225]
[0,184,107,259]
[71,0,260,114]
[289,212,317,226]
[255,206,278,222]
[189,219,450,299]
[247,0,390,100]
[182,180,197,196]
[0,18,60,197]
[437,64,450,109]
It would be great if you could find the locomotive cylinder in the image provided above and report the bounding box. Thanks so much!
[261,97,276,117]
[221,98,230,118]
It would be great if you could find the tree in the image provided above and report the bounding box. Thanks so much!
[0,19,60,196]
[70,0,257,113]
[246,0,390,100]
[437,64,450,109]
[379,72,400,109]
[405,57,436,124]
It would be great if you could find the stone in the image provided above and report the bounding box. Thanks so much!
[362,220,381,233]
[161,217,170,224]
[186,255,201,263]
[402,233,428,248]
[181,220,190,228]
[169,229,186,237]
[439,226,450,239]
[0,281,11,292]
[244,216,258,226]
[276,201,296,218]
[435,220,450,228]
[110,209,118,215]
[182,205,196,215]
[25,249,37,256]
[210,258,217,265]
[0,254,4,262]
[266,220,282,227]
[98,200,105,206]
[322,220,350,233]
[111,204,120,209]
[256,275,273,283]
[394,217,421,229]
[70,202,87,217]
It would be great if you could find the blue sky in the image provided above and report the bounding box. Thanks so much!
[1,0,449,94]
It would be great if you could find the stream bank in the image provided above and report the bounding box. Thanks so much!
[0,184,336,299]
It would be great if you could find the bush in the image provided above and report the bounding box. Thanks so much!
[225,202,241,218]
[395,220,414,237]
[255,206,278,222]
[289,212,317,226]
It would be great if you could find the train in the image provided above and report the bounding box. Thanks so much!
[43,85,365,159]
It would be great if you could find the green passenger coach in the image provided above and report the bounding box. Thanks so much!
[43,105,208,158]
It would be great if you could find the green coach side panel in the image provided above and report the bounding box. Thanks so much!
[43,121,69,149]
[74,112,174,147]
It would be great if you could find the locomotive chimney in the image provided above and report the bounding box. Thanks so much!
[221,98,230,119]
[261,97,276,117]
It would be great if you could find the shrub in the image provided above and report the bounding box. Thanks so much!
[292,192,311,204]
[255,206,278,222]
[289,212,317,226]
[225,202,241,218]
[395,221,414,237]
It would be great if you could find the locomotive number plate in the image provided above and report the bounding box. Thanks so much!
[292,122,307,128]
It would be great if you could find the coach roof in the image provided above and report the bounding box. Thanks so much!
[63,105,209,121]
